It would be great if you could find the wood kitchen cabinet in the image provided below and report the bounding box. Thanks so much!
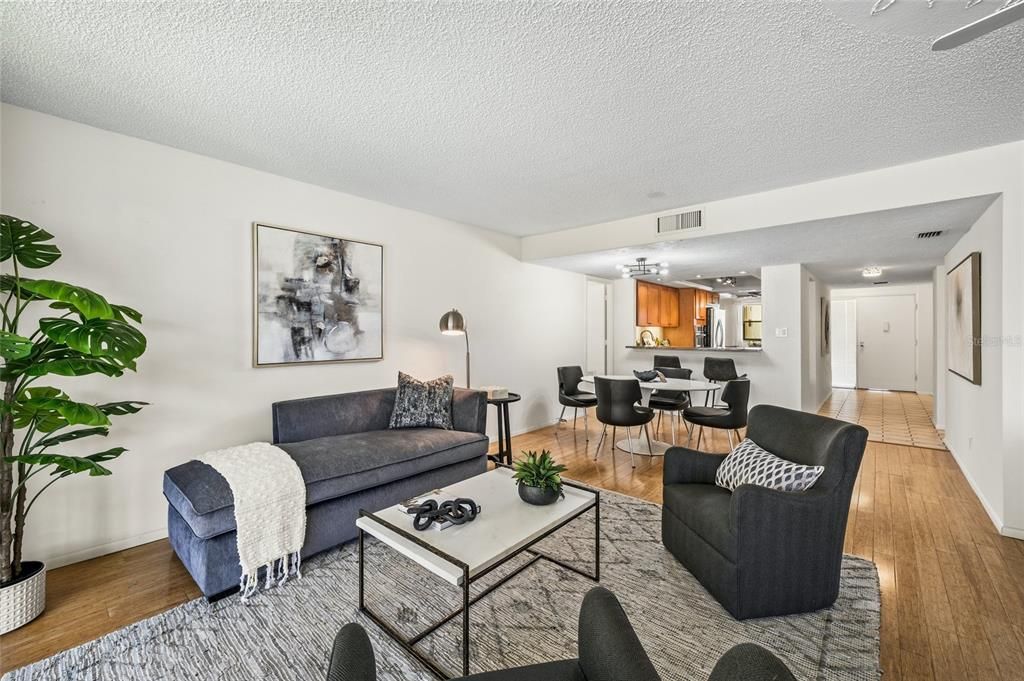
[635,281,679,328]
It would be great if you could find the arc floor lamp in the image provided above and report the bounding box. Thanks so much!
[439,308,470,388]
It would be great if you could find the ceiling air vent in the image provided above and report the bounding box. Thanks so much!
[657,209,703,234]
[872,281,889,285]
[917,230,943,239]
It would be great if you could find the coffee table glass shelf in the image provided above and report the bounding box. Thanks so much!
[356,466,600,679]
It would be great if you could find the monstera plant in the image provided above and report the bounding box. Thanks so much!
[0,214,147,604]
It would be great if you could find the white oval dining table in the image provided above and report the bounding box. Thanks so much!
[577,375,721,456]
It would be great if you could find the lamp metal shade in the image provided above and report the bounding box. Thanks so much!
[439,308,466,335]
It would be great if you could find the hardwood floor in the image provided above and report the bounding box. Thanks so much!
[3,407,1024,680]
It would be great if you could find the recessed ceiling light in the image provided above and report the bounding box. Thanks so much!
[738,270,747,275]
[716,278,723,283]
[695,275,702,278]
[862,267,883,278]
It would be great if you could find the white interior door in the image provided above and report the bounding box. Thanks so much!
[830,299,857,388]
[856,295,917,391]
[585,280,609,374]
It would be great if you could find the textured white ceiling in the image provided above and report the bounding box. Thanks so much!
[536,195,998,286]
[1,2,1021,235]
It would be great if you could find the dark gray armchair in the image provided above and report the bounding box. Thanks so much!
[662,405,867,620]
[327,586,796,681]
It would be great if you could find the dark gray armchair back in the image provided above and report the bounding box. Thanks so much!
[594,377,649,427]
[745,404,867,492]
[557,365,585,397]
[577,587,661,681]
[653,354,681,369]
[272,387,487,443]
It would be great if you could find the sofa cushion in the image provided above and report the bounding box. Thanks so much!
[164,428,488,540]
[662,483,737,561]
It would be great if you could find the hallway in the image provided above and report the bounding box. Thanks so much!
[820,388,946,451]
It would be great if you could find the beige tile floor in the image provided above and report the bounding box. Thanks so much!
[819,388,946,450]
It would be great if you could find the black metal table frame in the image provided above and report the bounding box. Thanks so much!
[357,475,600,679]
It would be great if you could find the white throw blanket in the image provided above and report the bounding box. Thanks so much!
[197,442,306,601]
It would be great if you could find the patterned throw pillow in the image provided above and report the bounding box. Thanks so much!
[388,372,455,430]
[715,438,824,493]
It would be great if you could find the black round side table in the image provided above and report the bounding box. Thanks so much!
[486,392,521,465]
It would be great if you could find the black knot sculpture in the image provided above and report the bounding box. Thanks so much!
[409,498,480,531]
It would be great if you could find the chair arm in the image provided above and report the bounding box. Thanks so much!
[729,484,833,538]
[577,587,661,681]
[708,643,796,681]
[327,623,377,681]
[663,447,725,486]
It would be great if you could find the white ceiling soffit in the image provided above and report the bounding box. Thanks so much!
[536,195,998,287]
[1,3,1021,236]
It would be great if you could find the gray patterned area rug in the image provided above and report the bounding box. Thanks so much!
[4,491,881,681]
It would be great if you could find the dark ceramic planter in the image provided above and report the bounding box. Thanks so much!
[518,482,561,506]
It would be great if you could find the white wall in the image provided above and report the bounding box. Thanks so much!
[941,198,1006,534]
[0,105,587,567]
[611,264,804,412]
[801,269,832,412]
[831,282,935,395]
[933,266,946,428]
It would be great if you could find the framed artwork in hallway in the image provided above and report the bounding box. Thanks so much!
[946,251,981,385]
[253,223,383,366]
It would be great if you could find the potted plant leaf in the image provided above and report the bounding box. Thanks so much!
[0,215,147,634]
[512,450,568,506]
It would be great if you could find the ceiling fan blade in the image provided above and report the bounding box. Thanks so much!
[932,1,1024,50]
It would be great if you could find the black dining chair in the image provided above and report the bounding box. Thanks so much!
[653,354,681,369]
[557,366,597,440]
[648,367,692,445]
[683,378,750,451]
[593,376,655,468]
[702,357,747,406]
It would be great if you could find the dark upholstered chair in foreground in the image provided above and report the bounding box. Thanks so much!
[663,405,868,620]
[327,586,797,681]
[329,587,661,681]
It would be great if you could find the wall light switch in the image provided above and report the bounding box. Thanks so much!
[775,328,788,338]
[883,321,890,333]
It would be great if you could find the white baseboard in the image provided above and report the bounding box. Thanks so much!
[43,528,168,570]
[944,441,1011,537]
[1002,525,1024,541]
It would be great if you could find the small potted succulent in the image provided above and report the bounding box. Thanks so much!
[512,450,567,506]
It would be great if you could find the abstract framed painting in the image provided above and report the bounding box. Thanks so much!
[253,223,383,367]
[946,251,981,385]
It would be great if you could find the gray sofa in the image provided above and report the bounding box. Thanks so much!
[163,387,489,598]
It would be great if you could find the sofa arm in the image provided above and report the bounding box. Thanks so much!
[664,447,724,486]
[452,388,487,435]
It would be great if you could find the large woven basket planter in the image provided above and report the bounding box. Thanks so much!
[0,561,46,634]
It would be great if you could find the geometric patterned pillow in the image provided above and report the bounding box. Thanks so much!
[715,438,825,493]
[388,372,455,430]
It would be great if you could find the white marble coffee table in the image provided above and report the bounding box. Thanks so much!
[355,467,599,678]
